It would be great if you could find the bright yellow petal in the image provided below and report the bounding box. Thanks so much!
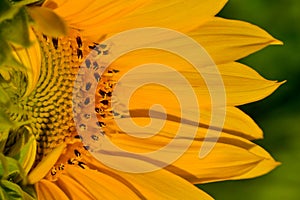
[44,0,148,40]
[20,135,37,174]
[191,17,282,64]
[46,0,227,40]
[93,0,228,38]
[84,160,213,200]
[65,166,141,199]
[55,174,97,199]
[110,49,282,107]
[169,135,280,184]
[117,106,262,140]
[117,168,213,200]
[28,144,66,184]
[200,106,263,140]
[36,179,69,200]
[218,62,284,105]
[99,119,278,184]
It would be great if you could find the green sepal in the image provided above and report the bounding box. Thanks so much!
[0,8,31,48]
[0,182,36,200]
[0,39,26,73]
[0,0,41,23]
[27,6,68,37]
[0,0,21,22]
[0,116,12,153]
[0,39,14,69]
[0,154,25,183]
[0,153,37,200]
[12,134,35,169]
[0,180,24,200]
[0,1,41,71]
[0,185,9,200]
[0,109,13,132]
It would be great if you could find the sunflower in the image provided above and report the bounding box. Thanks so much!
[0,0,283,199]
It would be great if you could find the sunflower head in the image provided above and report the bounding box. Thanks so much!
[0,0,284,199]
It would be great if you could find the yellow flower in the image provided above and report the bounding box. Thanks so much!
[0,0,284,199]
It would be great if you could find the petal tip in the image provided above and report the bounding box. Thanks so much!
[271,39,284,45]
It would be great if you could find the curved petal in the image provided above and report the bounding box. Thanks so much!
[199,106,263,140]
[110,50,282,107]
[169,135,280,184]
[116,106,262,140]
[64,166,142,199]
[11,29,41,98]
[45,0,227,40]
[191,17,282,64]
[56,174,95,199]
[114,168,213,200]
[36,179,69,200]
[97,119,278,184]
[83,159,213,200]
[28,144,66,184]
[215,62,284,105]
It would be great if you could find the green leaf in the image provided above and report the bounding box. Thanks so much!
[7,132,26,158]
[22,186,36,200]
[13,0,41,6]
[0,111,13,132]
[27,6,68,37]
[0,0,21,22]
[0,153,37,199]
[0,153,9,179]
[0,154,25,183]
[0,40,24,73]
[0,186,9,200]
[0,8,31,47]
[22,190,36,200]
[13,135,35,171]
[0,40,13,68]
[0,180,23,200]
[0,124,11,154]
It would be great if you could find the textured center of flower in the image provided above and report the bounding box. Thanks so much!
[19,31,116,161]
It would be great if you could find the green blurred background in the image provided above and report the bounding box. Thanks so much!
[198,0,300,199]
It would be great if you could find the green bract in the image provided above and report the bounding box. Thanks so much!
[0,0,41,67]
[0,153,36,200]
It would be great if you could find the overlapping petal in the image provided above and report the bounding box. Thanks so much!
[10,29,41,98]
[0,0,283,199]
[191,17,282,63]
[44,0,228,40]
[82,159,213,200]
[97,119,278,184]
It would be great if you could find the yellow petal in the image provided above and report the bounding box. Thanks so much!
[118,168,213,200]
[47,0,227,40]
[85,160,213,200]
[110,47,282,108]
[11,29,41,98]
[28,144,66,184]
[65,166,141,200]
[196,106,262,140]
[94,0,228,38]
[98,119,278,184]
[46,0,148,40]
[20,135,37,174]
[27,6,68,37]
[36,179,69,200]
[231,144,281,180]
[215,62,284,106]
[114,105,262,140]
[169,135,280,184]
[55,174,95,199]
[191,17,283,64]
